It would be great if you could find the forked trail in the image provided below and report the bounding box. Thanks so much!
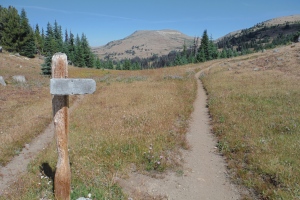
[117,64,241,199]
[1,64,241,199]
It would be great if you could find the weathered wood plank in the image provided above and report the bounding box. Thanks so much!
[50,78,96,95]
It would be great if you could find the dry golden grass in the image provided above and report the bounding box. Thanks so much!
[1,55,199,199]
[201,44,300,199]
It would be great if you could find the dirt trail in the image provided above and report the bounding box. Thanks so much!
[0,95,84,195]
[117,65,241,199]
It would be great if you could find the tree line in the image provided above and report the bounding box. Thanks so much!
[0,5,95,75]
[100,30,232,70]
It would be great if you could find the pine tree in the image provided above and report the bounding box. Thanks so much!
[62,29,70,58]
[74,34,85,67]
[198,30,209,61]
[53,20,63,53]
[197,48,206,62]
[123,59,131,70]
[208,36,219,59]
[19,9,36,57]
[0,6,7,44]
[41,53,52,75]
[95,57,102,69]
[20,29,36,58]
[220,49,227,58]
[81,33,94,68]
[44,22,55,54]
[68,31,75,63]
[115,61,122,70]
[1,6,20,52]
[34,24,44,54]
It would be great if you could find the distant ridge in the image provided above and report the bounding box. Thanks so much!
[216,14,300,42]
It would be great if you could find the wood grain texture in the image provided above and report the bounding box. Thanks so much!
[51,53,71,200]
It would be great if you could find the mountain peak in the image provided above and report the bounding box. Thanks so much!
[93,30,193,60]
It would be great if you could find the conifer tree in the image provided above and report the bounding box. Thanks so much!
[220,49,227,58]
[0,6,7,44]
[62,29,70,58]
[197,48,206,62]
[123,59,131,70]
[74,34,85,67]
[20,29,36,58]
[44,22,55,54]
[198,30,209,60]
[35,24,44,54]
[41,53,52,75]
[1,6,20,52]
[53,20,63,52]
[95,57,102,69]
[81,33,94,68]
[68,31,75,63]
[208,36,219,59]
[19,9,36,57]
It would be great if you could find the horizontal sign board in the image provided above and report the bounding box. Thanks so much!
[50,78,96,95]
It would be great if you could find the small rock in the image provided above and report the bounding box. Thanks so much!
[130,163,137,172]
[0,76,6,86]
[25,144,30,149]
[12,75,26,83]
[273,49,279,53]
[277,57,283,61]
[76,198,92,200]
[253,68,260,71]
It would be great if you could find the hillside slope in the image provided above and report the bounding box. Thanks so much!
[92,29,194,61]
[216,15,300,49]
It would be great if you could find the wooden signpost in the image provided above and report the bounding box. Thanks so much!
[51,53,96,200]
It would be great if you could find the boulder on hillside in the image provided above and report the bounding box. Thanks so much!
[298,36,300,43]
[0,46,2,53]
[0,76,6,86]
[12,75,26,83]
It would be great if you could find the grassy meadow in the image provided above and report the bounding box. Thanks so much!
[0,52,201,199]
[201,45,300,199]
[1,43,300,199]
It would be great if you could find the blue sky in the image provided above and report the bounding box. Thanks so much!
[2,0,300,47]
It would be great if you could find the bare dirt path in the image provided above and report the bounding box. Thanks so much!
[0,95,84,195]
[117,65,241,199]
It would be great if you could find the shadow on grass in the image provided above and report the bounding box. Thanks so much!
[40,162,55,192]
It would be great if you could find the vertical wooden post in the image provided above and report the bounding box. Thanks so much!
[52,53,71,200]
